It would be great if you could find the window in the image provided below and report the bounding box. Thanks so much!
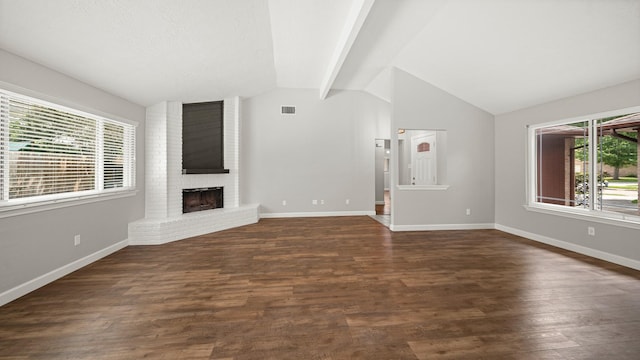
[529,111,639,223]
[0,89,135,211]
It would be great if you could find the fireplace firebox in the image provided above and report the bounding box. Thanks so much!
[182,187,223,213]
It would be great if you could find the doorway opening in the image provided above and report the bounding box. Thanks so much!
[375,190,390,215]
[372,139,391,227]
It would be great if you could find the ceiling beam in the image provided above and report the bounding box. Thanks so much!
[319,0,375,99]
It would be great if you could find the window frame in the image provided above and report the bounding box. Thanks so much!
[526,106,640,230]
[0,85,137,218]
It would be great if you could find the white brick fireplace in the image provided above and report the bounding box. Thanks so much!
[128,97,258,245]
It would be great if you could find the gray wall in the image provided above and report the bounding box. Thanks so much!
[240,88,390,215]
[0,50,145,296]
[495,79,640,264]
[390,68,495,227]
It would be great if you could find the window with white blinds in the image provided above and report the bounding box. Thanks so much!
[0,89,135,207]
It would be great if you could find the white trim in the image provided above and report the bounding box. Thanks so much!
[527,105,640,130]
[495,223,640,271]
[526,124,536,204]
[396,184,450,191]
[526,107,640,225]
[0,81,139,126]
[260,210,376,218]
[0,190,138,219]
[0,84,138,216]
[524,204,640,230]
[0,239,129,307]
[588,118,597,210]
[389,223,495,231]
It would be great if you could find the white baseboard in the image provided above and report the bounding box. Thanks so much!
[0,239,129,307]
[260,210,376,218]
[495,224,640,271]
[390,223,495,231]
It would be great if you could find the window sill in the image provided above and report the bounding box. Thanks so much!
[0,189,138,219]
[396,184,450,191]
[524,203,640,230]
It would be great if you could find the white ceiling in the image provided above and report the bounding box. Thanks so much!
[268,0,353,89]
[0,0,638,114]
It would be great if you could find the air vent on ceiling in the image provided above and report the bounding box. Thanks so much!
[281,105,296,115]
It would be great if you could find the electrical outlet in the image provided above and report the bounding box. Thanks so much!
[282,200,286,206]
[346,199,350,205]
[587,226,595,236]
[312,200,318,205]
[320,200,325,205]
[74,234,81,246]
[466,208,471,216]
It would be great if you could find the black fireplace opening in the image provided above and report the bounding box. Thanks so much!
[182,187,223,214]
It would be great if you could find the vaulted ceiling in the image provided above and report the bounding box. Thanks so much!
[0,0,638,114]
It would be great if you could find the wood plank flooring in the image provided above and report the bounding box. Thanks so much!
[1,216,639,359]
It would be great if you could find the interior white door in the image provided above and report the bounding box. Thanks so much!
[410,133,437,185]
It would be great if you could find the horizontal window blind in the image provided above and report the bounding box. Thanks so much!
[0,95,8,201]
[0,89,135,204]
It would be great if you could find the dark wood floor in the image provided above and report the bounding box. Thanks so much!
[1,217,639,359]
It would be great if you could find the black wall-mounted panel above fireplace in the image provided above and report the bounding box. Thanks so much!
[182,100,230,174]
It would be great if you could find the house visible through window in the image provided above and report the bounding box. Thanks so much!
[530,111,639,222]
[0,89,135,207]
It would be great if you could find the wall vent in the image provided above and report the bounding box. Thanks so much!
[281,106,296,115]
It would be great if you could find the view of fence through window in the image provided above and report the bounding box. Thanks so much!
[8,100,97,199]
[1,90,135,203]
[534,112,639,219]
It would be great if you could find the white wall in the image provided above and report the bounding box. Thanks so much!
[0,50,145,303]
[390,68,495,229]
[495,79,640,267]
[241,88,390,216]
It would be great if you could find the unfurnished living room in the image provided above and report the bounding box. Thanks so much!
[1,0,639,359]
